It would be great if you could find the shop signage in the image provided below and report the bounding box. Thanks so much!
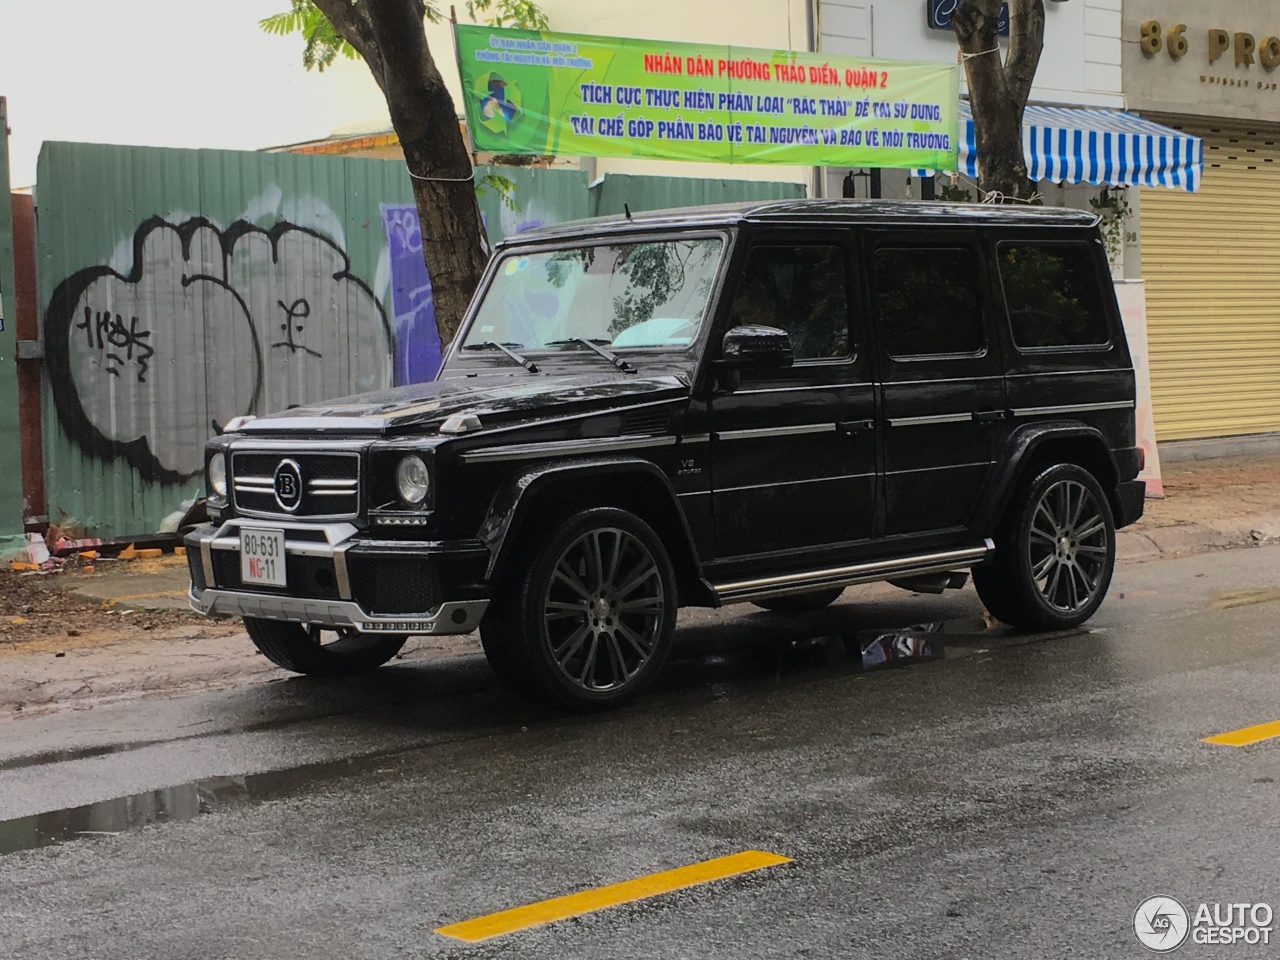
[927,0,1009,37]
[455,25,960,169]
[1140,21,1280,69]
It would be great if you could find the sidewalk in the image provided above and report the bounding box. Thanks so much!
[1,450,1276,719]
[1119,452,1280,561]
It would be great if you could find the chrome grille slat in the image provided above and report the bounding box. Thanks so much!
[231,451,361,519]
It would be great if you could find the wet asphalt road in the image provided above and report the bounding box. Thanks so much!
[3,546,1280,958]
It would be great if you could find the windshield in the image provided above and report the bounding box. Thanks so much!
[463,237,724,352]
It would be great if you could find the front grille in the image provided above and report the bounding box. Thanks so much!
[350,557,440,615]
[231,452,360,518]
[211,550,342,600]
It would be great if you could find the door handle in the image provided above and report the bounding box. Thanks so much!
[837,419,875,434]
[971,409,1009,422]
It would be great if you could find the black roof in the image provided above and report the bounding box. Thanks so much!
[498,198,1099,247]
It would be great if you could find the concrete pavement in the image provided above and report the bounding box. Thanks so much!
[1,545,1279,958]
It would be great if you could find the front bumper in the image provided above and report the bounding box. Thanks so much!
[185,519,489,635]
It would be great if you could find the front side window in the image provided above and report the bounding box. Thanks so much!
[998,243,1111,350]
[727,245,850,361]
[873,247,986,359]
[463,238,723,351]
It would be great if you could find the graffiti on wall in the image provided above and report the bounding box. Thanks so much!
[45,216,393,484]
[380,204,441,386]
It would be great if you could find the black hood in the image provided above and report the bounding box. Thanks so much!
[236,373,691,436]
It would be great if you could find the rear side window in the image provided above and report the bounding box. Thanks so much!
[728,245,850,361]
[873,247,985,359]
[997,243,1111,350]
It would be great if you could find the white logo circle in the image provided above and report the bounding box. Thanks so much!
[1134,896,1190,952]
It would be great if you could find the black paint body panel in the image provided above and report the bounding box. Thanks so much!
[201,200,1141,610]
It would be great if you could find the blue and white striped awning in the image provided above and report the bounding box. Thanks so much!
[932,102,1203,192]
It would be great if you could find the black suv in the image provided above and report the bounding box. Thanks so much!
[188,199,1145,709]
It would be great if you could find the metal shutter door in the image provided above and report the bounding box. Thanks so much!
[1140,119,1280,440]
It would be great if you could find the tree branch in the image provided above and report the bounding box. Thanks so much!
[1004,0,1045,114]
[311,0,382,72]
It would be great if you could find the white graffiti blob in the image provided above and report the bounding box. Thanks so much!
[67,221,259,478]
[223,225,392,414]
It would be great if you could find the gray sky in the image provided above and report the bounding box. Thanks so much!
[0,0,391,186]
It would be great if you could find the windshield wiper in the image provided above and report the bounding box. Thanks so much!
[545,337,635,373]
[461,340,539,373]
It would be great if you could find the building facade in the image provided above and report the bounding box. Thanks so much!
[1125,0,1280,441]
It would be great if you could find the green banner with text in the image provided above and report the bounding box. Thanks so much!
[455,25,960,169]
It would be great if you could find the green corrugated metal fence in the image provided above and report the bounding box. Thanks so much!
[34,142,803,538]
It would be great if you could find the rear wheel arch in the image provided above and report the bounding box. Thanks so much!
[984,425,1122,526]
[481,458,712,607]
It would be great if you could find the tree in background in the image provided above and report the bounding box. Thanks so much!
[261,0,548,347]
[952,0,1045,202]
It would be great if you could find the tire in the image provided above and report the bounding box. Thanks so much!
[243,617,407,677]
[752,587,845,613]
[972,463,1116,631]
[480,507,678,710]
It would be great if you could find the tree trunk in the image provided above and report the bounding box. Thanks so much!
[313,0,489,349]
[953,0,1045,202]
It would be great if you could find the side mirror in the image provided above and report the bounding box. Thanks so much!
[719,324,795,369]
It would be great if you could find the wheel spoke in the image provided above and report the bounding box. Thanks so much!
[1076,544,1108,558]
[578,634,600,685]
[604,531,623,588]
[616,560,659,599]
[553,623,590,665]
[1044,562,1063,605]
[553,562,595,602]
[617,621,655,658]
[1031,552,1056,580]
[587,531,606,592]
[1029,526,1058,546]
[618,596,663,616]
[605,633,631,682]
[1075,517,1107,542]
[1068,482,1088,527]
[546,600,590,618]
[1064,563,1080,609]
[1035,501,1060,537]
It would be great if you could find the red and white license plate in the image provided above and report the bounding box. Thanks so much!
[240,528,286,587]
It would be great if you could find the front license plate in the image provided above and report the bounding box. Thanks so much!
[240,528,286,588]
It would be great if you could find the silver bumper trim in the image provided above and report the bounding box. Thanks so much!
[190,590,488,635]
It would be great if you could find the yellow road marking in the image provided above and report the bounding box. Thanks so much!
[1212,588,1280,611]
[434,850,791,942]
[1204,719,1280,747]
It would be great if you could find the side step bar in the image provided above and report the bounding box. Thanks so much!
[711,540,995,606]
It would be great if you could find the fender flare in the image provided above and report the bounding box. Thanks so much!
[475,455,711,600]
[974,422,1121,530]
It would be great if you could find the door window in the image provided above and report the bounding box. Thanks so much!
[728,245,850,361]
[873,247,986,359]
[996,243,1111,350]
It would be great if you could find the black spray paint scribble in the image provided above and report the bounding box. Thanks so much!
[46,216,393,485]
[75,307,156,380]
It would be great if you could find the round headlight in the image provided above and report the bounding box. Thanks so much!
[395,455,430,505]
[208,452,227,497]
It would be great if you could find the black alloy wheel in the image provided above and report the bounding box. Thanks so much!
[972,462,1116,631]
[480,507,677,710]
